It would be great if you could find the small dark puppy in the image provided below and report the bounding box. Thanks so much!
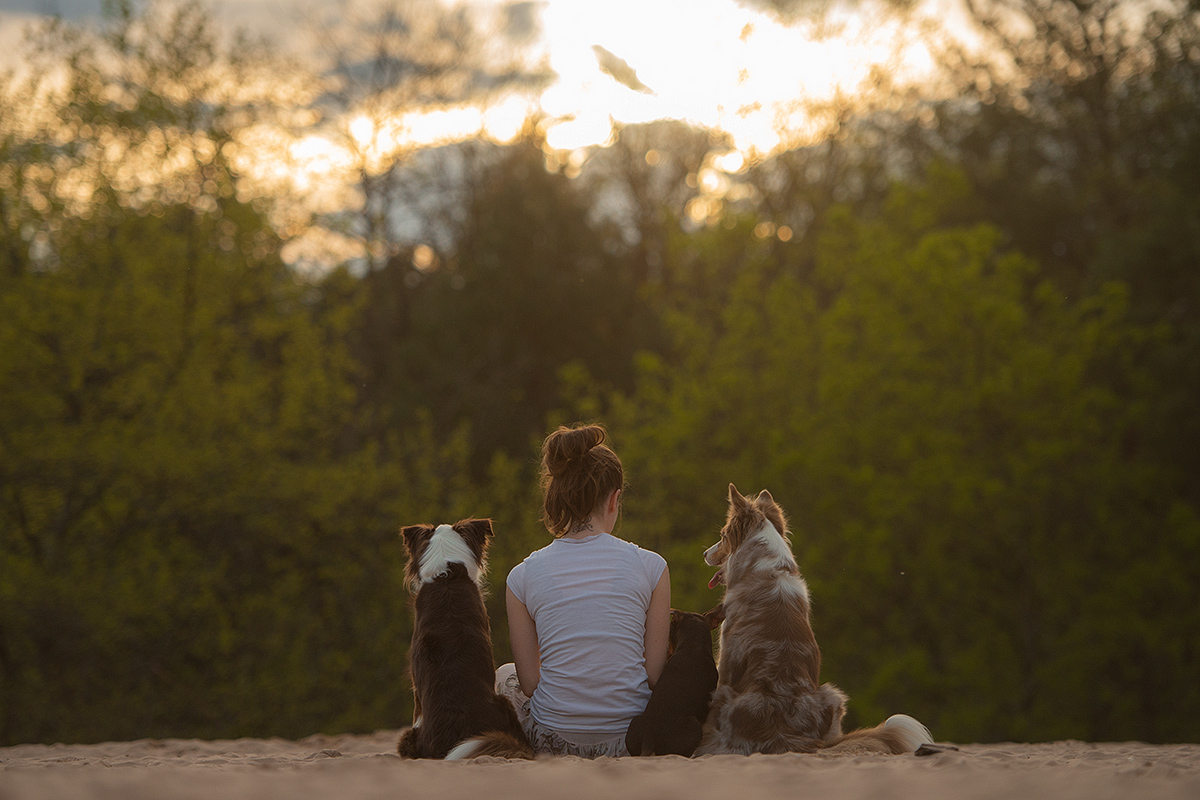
[397,519,533,760]
[626,604,724,757]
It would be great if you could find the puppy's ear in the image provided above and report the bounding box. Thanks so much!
[670,608,684,624]
[705,603,725,629]
[756,489,775,506]
[400,524,432,555]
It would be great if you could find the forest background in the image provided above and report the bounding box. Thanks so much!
[1,0,1198,747]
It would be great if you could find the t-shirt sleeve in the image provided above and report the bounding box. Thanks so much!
[640,548,667,592]
[506,560,527,606]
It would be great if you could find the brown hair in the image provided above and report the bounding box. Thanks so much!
[539,423,625,537]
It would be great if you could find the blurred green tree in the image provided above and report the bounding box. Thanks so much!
[350,129,652,469]
[917,0,1200,508]
[578,119,726,289]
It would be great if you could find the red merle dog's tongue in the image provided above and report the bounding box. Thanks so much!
[708,566,725,589]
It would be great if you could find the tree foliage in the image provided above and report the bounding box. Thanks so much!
[611,167,1198,742]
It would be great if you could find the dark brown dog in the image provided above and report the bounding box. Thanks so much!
[397,519,533,760]
[626,605,724,757]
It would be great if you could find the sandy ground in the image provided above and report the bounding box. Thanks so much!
[2,731,1198,800]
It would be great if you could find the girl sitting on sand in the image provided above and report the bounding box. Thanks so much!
[497,423,671,757]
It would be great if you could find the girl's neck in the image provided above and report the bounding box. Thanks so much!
[564,492,621,539]
[563,523,604,540]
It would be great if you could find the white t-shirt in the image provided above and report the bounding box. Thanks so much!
[507,533,667,739]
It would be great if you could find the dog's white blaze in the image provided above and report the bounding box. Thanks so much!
[750,521,795,568]
[704,541,721,566]
[745,522,810,602]
[419,524,481,587]
[777,574,810,603]
[444,738,484,760]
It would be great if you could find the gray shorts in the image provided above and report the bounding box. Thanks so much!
[494,664,630,758]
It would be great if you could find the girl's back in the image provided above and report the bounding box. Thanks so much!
[509,532,666,737]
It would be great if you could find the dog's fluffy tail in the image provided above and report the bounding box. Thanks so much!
[881,714,934,751]
[824,714,934,755]
[445,731,535,761]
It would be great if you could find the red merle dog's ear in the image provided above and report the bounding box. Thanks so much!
[728,483,749,512]
[754,489,789,541]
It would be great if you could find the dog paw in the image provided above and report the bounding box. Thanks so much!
[397,726,422,758]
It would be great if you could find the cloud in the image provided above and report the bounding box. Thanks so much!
[732,0,833,25]
[591,44,654,95]
[502,1,542,43]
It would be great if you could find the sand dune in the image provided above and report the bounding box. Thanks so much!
[2,732,1198,800]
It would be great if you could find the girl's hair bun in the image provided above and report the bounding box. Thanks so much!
[543,424,605,477]
[539,423,624,536]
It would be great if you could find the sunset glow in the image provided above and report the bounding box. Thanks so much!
[0,0,952,267]
[232,0,943,241]
[534,0,933,154]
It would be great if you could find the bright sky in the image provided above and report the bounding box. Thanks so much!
[532,0,936,154]
[333,0,948,156]
[0,0,955,155]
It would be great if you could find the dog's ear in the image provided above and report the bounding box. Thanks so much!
[458,518,494,541]
[705,603,725,629]
[455,518,494,560]
[728,483,749,511]
[755,490,789,540]
[667,609,684,657]
[400,524,432,555]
